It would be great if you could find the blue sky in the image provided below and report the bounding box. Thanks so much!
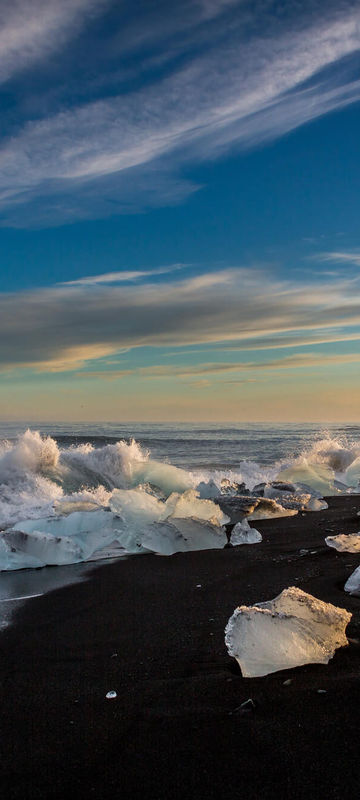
[1,0,360,421]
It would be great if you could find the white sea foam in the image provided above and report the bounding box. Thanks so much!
[0,428,359,570]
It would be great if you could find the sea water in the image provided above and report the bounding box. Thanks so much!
[0,422,359,571]
[0,421,359,529]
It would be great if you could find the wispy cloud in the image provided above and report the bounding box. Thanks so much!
[0,1,360,224]
[59,264,187,286]
[317,251,360,266]
[1,267,360,373]
[0,0,107,85]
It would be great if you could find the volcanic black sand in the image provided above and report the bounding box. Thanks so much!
[1,495,360,800]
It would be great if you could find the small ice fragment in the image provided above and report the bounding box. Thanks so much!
[344,565,360,596]
[317,689,327,694]
[111,653,118,658]
[106,691,117,699]
[325,533,360,553]
[225,587,351,678]
[196,584,202,588]
[239,698,255,711]
[230,519,262,546]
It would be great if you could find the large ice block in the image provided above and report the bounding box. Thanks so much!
[161,489,229,526]
[225,587,351,677]
[141,516,227,555]
[1,510,124,570]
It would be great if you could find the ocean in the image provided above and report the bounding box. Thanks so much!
[0,421,360,530]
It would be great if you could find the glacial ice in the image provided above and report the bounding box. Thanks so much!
[0,510,124,570]
[225,587,351,677]
[109,488,164,523]
[344,566,360,596]
[230,519,262,546]
[140,517,227,555]
[247,498,298,520]
[108,487,228,555]
[160,489,229,526]
[325,533,360,553]
[196,479,220,499]
[344,457,360,489]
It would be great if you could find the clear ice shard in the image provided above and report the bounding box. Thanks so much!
[1,510,124,570]
[160,489,230,526]
[230,519,262,546]
[224,586,351,678]
[140,516,227,555]
[325,533,360,553]
[344,566,360,596]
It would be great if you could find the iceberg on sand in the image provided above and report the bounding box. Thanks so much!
[325,533,360,553]
[225,586,351,677]
[109,487,229,555]
[230,518,262,546]
[1,510,124,570]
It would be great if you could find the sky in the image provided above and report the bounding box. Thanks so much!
[1,0,360,422]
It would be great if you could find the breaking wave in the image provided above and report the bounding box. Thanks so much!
[0,428,359,531]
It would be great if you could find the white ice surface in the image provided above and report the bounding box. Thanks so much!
[141,516,227,555]
[344,566,360,596]
[1,510,124,570]
[225,586,351,677]
[325,533,360,553]
[230,519,262,546]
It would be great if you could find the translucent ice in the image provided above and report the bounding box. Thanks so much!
[344,566,360,596]
[344,457,360,489]
[230,519,262,546]
[225,586,351,677]
[0,510,124,570]
[141,516,227,555]
[131,459,193,496]
[160,489,229,526]
[325,533,360,553]
[109,488,164,523]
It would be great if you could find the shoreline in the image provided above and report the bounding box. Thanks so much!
[1,494,360,799]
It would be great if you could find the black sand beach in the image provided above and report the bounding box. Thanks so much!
[1,495,360,800]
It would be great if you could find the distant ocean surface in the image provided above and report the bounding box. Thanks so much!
[1,421,360,530]
[1,421,360,469]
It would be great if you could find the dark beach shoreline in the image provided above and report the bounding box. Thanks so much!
[1,495,360,800]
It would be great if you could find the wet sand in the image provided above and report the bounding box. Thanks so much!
[1,495,360,800]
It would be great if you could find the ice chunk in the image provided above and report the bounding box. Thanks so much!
[54,500,101,515]
[1,510,124,570]
[344,566,360,596]
[230,519,262,546]
[196,479,220,499]
[325,533,360,553]
[276,462,338,496]
[2,529,85,568]
[109,488,164,523]
[161,489,229,526]
[225,587,351,677]
[344,457,360,489]
[306,497,328,511]
[141,516,227,555]
[247,498,298,520]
